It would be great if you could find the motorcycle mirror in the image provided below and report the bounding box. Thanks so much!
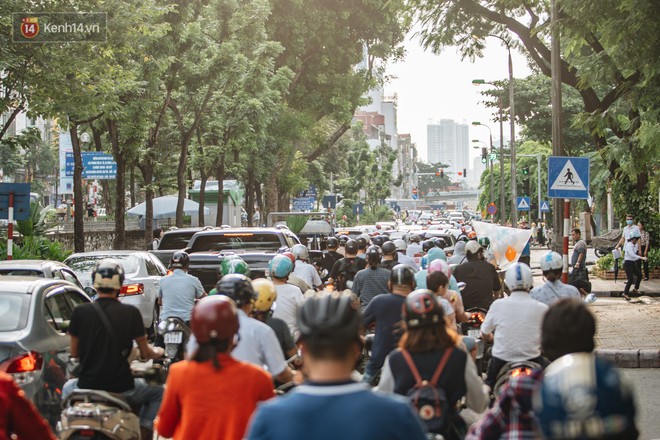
[84,286,98,299]
[457,282,466,291]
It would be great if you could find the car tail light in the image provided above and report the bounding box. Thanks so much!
[119,283,144,296]
[0,351,43,385]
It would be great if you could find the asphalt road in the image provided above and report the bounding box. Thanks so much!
[621,369,660,440]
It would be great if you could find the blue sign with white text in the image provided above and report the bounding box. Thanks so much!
[548,156,590,199]
[0,183,32,220]
[65,152,117,179]
[292,197,314,212]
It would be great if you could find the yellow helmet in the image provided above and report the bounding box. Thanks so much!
[252,278,277,312]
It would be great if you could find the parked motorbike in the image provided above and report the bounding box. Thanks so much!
[592,229,622,257]
[157,317,192,368]
[57,362,165,440]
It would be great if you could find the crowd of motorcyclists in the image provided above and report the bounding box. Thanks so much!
[2,223,640,440]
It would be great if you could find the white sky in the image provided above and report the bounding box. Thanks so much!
[384,32,532,164]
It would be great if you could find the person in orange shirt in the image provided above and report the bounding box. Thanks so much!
[155,295,275,440]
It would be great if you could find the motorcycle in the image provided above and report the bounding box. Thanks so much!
[157,317,192,368]
[591,229,622,257]
[57,362,165,440]
[461,307,488,374]
[492,360,541,397]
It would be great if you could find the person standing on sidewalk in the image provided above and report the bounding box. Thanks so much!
[623,231,647,300]
[568,228,591,295]
[616,213,640,250]
[638,221,651,281]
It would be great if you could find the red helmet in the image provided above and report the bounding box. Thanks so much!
[282,251,296,264]
[191,296,239,344]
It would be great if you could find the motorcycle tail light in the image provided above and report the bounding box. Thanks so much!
[119,283,144,296]
[0,351,43,385]
[511,367,533,378]
[76,430,96,437]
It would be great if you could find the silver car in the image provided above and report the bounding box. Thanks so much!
[0,277,91,426]
[64,251,167,334]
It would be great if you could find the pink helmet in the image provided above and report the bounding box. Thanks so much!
[428,259,451,278]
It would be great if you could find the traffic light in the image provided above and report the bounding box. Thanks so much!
[481,147,487,164]
[522,167,530,176]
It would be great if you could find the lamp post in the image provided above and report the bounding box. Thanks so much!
[472,79,506,223]
[518,154,542,223]
[471,122,494,209]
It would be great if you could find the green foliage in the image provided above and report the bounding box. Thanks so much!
[0,236,72,262]
[286,215,309,235]
[415,161,451,195]
[647,248,660,272]
[16,203,50,237]
[361,205,395,225]
[612,179,660,247]
[596,254,614,271]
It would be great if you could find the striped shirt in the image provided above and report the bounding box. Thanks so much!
[352,266,391,308]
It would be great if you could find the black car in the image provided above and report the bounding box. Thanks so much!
[150,226,215,266]
[185,227,301,291]
[0,277,92,426]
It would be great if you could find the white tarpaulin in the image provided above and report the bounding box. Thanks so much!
[471,221,532,270]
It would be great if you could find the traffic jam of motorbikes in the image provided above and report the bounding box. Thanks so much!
[0,211,643,440]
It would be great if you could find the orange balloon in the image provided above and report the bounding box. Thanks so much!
[505,246,517,262]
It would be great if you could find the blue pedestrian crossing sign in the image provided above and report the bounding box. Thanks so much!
[516,197,531,211]
[548,156,590,199]
[540,200,551,213]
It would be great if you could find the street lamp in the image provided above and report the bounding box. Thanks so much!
[518,154,542,223]
[472,79,506,223]
[471,122,494,209]
[472,34,516,225]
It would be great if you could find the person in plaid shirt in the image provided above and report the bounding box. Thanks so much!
[467,299,597,439]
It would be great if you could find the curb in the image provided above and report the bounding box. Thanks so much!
[592,291,660,298]
[596,349,660,368]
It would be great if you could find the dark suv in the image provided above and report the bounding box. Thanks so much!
[150,226,214,266]
[185,227,301,291]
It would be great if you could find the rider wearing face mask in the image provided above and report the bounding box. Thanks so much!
[615,213,640,251]
[530,252,581,306]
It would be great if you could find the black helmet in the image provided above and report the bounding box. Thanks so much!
[298,292,361,345]
[434,237,447,249]
[344,239,358,254]
[338,235,349,245]
[92,259,125,292]
[390,264,415,288]
[355,236,368,250]
[403,289,444,328]
[366,245,382,264]
[170,251,190,269]
[372,235,386,247]
[422,240,435,253]
[326,236,339,249]
[216,274,256,307]
[381,241,397,256]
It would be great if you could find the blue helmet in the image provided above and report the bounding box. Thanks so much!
[269,254,294,278]
[533,353,638,439]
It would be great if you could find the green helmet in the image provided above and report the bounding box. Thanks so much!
[478,237,491,248]
[220,257,250,278]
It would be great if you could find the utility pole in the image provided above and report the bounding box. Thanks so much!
[498,100,505,223]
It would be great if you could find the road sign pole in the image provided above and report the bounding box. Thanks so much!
[562,198,570,283]
[7,193,14,260]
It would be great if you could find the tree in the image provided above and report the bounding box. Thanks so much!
[414,161,451,196]
[411,0,660,224]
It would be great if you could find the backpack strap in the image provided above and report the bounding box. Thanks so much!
[430,347,453,386]
[400,349,424,386]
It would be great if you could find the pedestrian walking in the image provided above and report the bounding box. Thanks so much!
[638,221,651,280]
[623,231,647,300]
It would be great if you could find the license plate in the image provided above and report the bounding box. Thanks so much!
[467,329,481,339]
[164,332,182,344]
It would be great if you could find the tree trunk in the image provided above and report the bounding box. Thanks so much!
[138,162,154,249]
[215,155,225,226]
[198,171,208,227]
[129,164,136,208]
[264,167,279,216]
[69,125,85,253]
[108,120,126,249]
[255,181,263,219]
[175,138,188,228]
[246,165,254,227]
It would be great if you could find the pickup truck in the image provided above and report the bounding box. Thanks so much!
[184,227,301,291]
[150,226,214,266]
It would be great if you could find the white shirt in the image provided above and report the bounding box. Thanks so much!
[622,224,640,241]
[624,241,642,262]
[272,283,305,340]
[481,291,548,361]
[231,310,287,376]
[293,260,322,288]
[406,243,422,259]
[530,281,581,306]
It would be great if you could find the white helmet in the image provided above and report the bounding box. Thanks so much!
[393,239,407,251]
[540,251,563,272]
[291,244,309,261]
[504,263,534,291]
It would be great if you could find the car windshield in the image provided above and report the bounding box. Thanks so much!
[190,232,284,252]
[66,255,141,276]
[0,292,30,332]
[159,231,197,250]
[0,269,44,277]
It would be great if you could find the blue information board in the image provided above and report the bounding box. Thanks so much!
[353,203,364,215]
[65,152,117,179]
[0,183,32,220]
[292,197,314,212]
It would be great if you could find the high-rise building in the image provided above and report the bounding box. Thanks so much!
[427,120,469,174]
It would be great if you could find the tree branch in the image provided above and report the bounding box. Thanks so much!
[0,104,24,140]
[305,122,350,162]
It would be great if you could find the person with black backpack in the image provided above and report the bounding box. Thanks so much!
[328,239,367,291]
[377,289,488,440]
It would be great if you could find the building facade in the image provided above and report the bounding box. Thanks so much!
[426,119,469,174]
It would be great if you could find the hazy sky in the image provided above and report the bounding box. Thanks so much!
[384,32,532,164]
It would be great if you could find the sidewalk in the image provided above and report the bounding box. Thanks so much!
[531,274,660,368]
